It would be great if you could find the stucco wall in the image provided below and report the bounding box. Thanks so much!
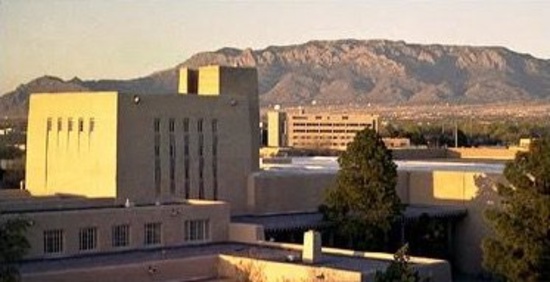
[6,201,229,259]
[26,93,118,198]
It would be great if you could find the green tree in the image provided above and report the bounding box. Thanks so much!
[482,138,550,282]
[375,244,425,282]
[0,217,31,282]
[320,129,402,250]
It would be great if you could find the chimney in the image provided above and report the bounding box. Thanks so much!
[302,230,322,264]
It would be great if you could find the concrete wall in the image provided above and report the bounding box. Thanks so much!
[26,93,119,197]
[6,200,229,260]
[248,172,336,214]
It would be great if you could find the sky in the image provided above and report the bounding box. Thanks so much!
[0,0,549,94]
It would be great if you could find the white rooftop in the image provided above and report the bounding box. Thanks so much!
[261,157,505,174]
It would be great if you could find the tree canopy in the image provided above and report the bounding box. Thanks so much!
[375,244,425,282]
[0,217,31,282]
[482,138,550,281]
[321,129,402,250]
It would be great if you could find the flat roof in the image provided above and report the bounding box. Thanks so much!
[260,156,505,174]
[19,242,391,276]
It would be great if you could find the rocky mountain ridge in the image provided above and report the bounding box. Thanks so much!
[2,39,550,117]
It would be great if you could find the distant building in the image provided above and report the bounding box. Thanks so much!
[267,109,379,150]
[383,137,411,148]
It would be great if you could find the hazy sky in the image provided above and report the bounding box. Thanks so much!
[1,0,548,94]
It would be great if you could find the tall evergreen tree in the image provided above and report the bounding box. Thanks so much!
[0,217,31,282]
[321,129,402,250]
[482,138,550,282]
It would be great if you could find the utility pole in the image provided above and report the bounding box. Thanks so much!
[454,120,458,148]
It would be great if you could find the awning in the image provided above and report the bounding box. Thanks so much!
[232,205,467,232]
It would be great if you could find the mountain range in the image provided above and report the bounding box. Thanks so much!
[2,39,550,117]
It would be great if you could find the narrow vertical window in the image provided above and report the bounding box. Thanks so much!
[154,118,160,133]
[46,118,52,131]
[78,118,84,132]
[183,119,190,199]
[154,118,161,196]
[57,118,63,131]
[212,119,218,200]
[211,119,217,133]
[68,118,74,132]
[183,118,189,133]
[169,118,175,132]
[169,132,176,194]
[197,119,203,133]
[89,118,95,132]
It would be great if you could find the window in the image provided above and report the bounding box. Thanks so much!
[183,118,189,133]
[78,118,84,132]
[197,119,203,133]
[57,118,63,131]
[79,227,97,251]
[211,119,218,133]
[169,118,175,132]
[198,135,204,156]
[112,224,130,248]
[68,118,74,131]
[46,118,52,131]
[184,219,210,242]
[154,118,160,132]
[144,222,161,245]
[43,229,63,254]
[89,118,95,132]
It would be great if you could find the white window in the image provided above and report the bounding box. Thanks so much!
[79,227,97,251]
[43,229,63,254]
[144,222,161,245]
[184,219,210,242]
[112,224,130,248]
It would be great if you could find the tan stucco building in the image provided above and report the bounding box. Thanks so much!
[266,109,379,150]
[25,66,259,215]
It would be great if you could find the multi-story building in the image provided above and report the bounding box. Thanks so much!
[267,109,379,150]
[25,65,259,215]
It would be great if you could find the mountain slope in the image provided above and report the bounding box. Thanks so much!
[2,39,550,116]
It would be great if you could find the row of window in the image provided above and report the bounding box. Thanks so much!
[290,115,352,121]
[292,135,355,140]
[154,118,217,134]
[291,122,372,127]
[292,129,360,134]
[154,118,218,200]
[292,142,351,147]
[292,122,371,127]
[46,117,95,133]
[43,220,210,254]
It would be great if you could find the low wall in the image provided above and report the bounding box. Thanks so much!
[447,147,522,160]
[391,148,447,160]
[229,223,265,243]
[22,255,219,282]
